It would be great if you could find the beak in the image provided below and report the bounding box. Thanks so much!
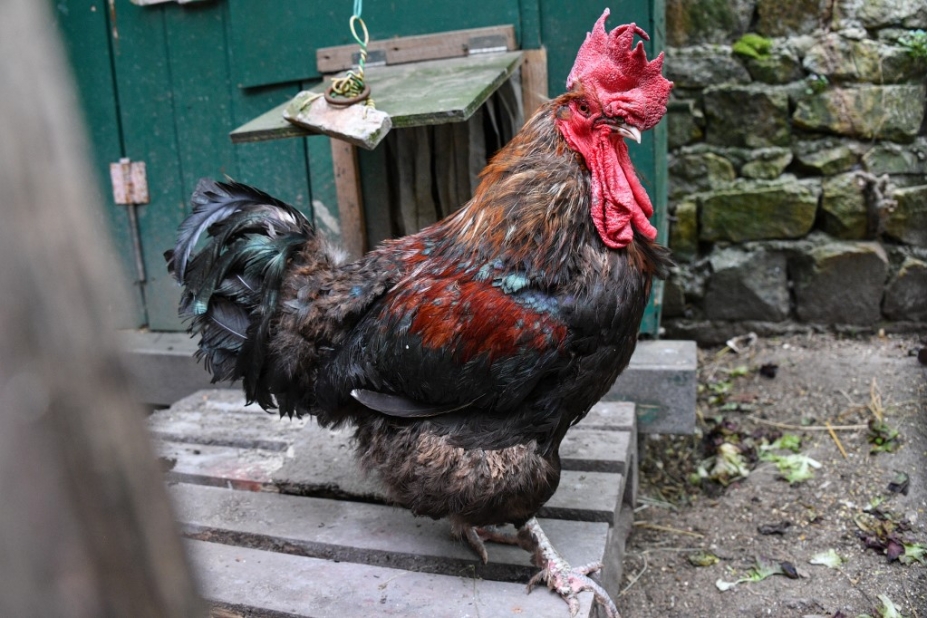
[617,126,642,144]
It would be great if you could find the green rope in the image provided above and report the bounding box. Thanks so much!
[328,1,372,105]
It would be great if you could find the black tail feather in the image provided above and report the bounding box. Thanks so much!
[167,179,314,410]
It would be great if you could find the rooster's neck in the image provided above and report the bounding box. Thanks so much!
[428,99,599,277]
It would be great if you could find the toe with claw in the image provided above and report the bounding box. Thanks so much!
[455,520,524,564]
[520,517,620,618]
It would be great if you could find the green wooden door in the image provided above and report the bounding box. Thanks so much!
[54,0,666,334]
[53,0,325,330]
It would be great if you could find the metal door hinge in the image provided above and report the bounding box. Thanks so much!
[467,34,509,55]
[110,158,149,205]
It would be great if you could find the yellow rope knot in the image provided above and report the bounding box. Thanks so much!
[325,15,374,107]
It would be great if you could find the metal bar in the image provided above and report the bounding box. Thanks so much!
[125,203,147,285]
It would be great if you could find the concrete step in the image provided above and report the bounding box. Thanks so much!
[120,330,697,434]
[148,393,638,618]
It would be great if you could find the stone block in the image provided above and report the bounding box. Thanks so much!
[704,84,792,147]
[757,0,828,36]
[863,138,927,176]
[794,143,859,175]
[661,278,687,317]
[792,241,888,324]
[667,99,704,149]
[665,45,751,89]
[858,0,927,28]
[883,256,927,321]
[741,148,794,179]
[883,184,927,246]
[666,0,756,46]
[700,177,820,242]
[742,47,805,84]
[669,152,736,198]
[793,85,927,142]
[669,199,699,260]
[704,248,790,321]
[820,172,871,239]
[680,144,790,173]
[803,33,927,83]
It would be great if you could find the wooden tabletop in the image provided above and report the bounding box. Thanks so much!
[230,51,523,144]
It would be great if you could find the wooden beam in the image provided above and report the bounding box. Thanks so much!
[316,25,516,73]
[521,47,549,120]
[330,140,367,258]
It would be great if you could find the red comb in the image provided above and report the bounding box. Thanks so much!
[566,9,672,129]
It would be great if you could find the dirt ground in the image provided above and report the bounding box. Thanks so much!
[615,331,927,618]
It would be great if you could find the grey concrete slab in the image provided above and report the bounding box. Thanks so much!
[560,428,631,474]
[151,403,632,475]
[149,392,635,515]
[582,401,637,431]
[606,339,698,434]
[169,483,610,584]
[149,390,636,617]
[539,470,623,524]
[155,438,625,524]
[118,330,229,406]
[187,539,596,618]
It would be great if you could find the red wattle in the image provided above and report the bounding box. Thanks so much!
[560,121,657,249]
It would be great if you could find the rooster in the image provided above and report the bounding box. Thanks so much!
[166,9,672,617]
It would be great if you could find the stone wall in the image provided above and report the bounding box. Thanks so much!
[661,0,927,343]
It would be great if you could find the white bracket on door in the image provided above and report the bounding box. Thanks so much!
[109,158,149,205]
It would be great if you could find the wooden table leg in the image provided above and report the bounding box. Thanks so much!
[330,139,367,259]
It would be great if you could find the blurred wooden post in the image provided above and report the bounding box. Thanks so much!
[0,1,203,616]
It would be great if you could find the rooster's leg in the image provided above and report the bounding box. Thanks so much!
[456,522,524,563]
[518,517,620,618]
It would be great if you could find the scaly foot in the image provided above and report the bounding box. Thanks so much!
[455,522,524,563]
[519,517,620,618]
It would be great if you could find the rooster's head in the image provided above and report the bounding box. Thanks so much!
[556,9,673,249]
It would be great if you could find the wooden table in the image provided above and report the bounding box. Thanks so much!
[228,51,524,260]
[231,52,524,143]
[149,390,638,617]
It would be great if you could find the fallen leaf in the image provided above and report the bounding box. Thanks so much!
[868,419,901,454]
[877,594,904,618]
[715,578,738,592]
[809,548,844,568]
[900,542,926,565]
[687,551,720,567]
[887,472,909,495]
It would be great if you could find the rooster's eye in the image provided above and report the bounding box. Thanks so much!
[577,101,591,117]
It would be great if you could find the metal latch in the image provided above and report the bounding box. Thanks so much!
[467,34,509,55]
[109,158,149,285]
[110,158,149,205]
